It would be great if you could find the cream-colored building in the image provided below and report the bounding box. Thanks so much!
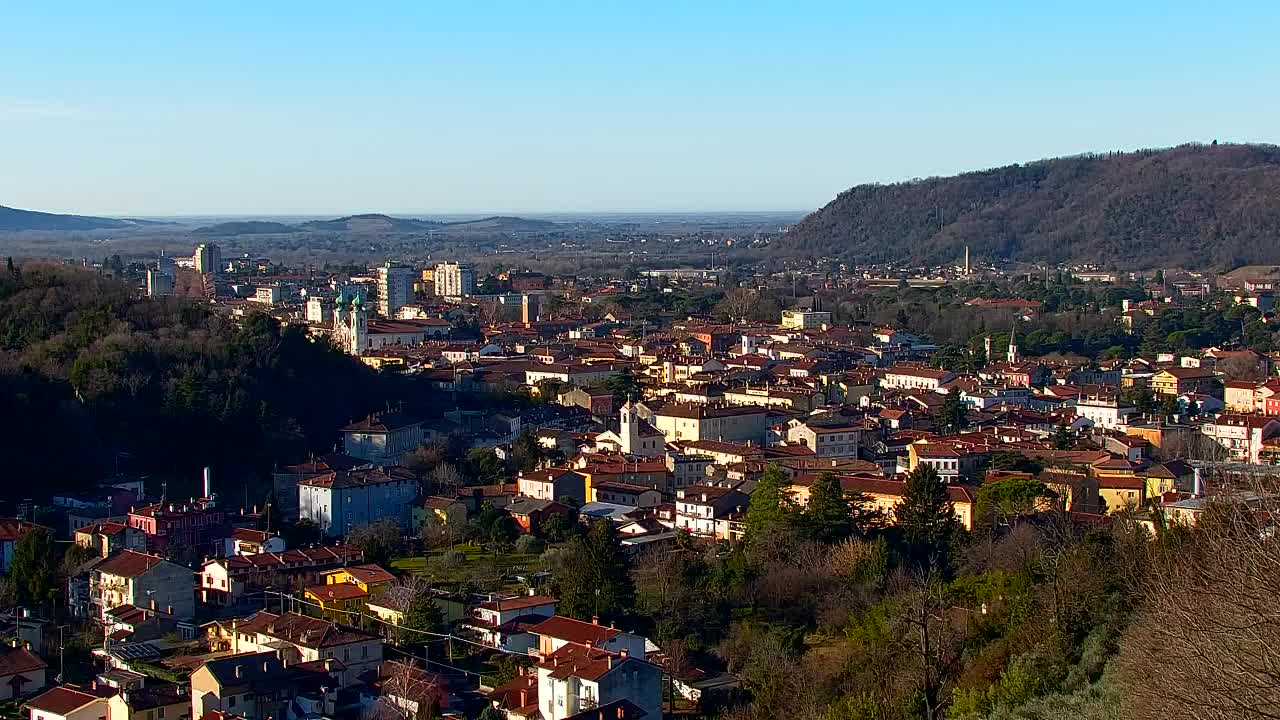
[781,310,832,330]
[212,611,381,687]
[647,403,769,444]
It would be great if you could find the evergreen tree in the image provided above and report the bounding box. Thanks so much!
[895,466,963,575]
[400,589,445,642]
[11,527,57,607]
[744,465,794,544]
[554,519,634,621]
[802,472,855,544]
[938,392,967,434]
[1051,426,1074,449]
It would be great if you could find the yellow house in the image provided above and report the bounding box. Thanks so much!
[304,581,369,620]
[412,497,467,535]
[304,564,397,619]
[787,474,975,531]
[323,564,396,597]
[360,355,407,370]
[1150,367,1216,397]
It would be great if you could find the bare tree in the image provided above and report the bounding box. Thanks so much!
[1117,477,1280,720]
[718,288,759,323]
[888,569,968,720]
[369,659,445,720]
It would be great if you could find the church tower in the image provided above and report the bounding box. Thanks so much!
[1007,324,1020,364]
[619,400,641,456]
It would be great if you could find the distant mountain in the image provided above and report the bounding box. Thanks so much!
[0,205,160,232]
[192,221,300,235]
[299,214,445,233]
[779,143,1280,269]
[442,216,559,233]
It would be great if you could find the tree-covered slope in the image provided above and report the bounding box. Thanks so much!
[781,143,1280,269]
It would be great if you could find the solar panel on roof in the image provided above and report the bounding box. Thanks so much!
[109,642,163,660]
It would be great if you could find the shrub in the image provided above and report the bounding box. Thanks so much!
[515,535,544,555]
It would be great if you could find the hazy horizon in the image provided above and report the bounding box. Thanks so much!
[4,3,1278,216]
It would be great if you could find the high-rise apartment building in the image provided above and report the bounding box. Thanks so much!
[434,262,475,297]
[146,269,174,297]
[194,243,222,275]
[376,261,415,318]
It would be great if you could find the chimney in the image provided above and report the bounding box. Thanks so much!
[617,706,625,719]
[263,660,270,672]
[234,665,243,679]
[591,616,599,625]
[203,467,213,499]
[1193,467,1204,498]
[519,689,528,707]
[620,648,628,658]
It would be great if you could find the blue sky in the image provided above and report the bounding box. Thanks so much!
[2,2,1277,216]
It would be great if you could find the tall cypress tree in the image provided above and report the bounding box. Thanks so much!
[895,465,963,574]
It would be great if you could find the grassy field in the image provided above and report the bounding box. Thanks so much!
[391,543,544,590]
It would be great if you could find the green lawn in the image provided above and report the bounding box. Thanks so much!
[391,542,543,590]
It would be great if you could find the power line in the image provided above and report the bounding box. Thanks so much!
[255,590,536,657]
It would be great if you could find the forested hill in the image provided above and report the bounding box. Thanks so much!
[781,143,1280,269]
[0,263,442,505]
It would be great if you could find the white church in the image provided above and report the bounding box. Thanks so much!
[593,401,666,457]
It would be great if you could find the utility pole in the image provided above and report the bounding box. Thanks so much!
[57,624,68,683]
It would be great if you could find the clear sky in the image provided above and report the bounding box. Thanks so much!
[2,2,1277,216]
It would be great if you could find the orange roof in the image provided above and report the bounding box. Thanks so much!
[528,616,619,646]
[305,583,368,602]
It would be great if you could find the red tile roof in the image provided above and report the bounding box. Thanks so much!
[334,564,396,585]
[536,643,623,681]
[0,519,42,542]
[305,583,368,602]
[25,686,104,715]
[95,550,172,579]
[0,647,47,677]
[528,616,619,647]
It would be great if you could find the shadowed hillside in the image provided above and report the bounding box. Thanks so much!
[781,143,1280,269]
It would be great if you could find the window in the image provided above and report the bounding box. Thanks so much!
[158,709,165,719]
[228,697,237,708]
[362,646,368,659]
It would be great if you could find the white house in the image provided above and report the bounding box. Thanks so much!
[674,485,749,540]
[1074,395,1137,430]
[516,469,587,506]
[298,465,419,538]
[462,595,558,654]
[881,367,955,392]
[0,646,46,700]
[25,686,107,720]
